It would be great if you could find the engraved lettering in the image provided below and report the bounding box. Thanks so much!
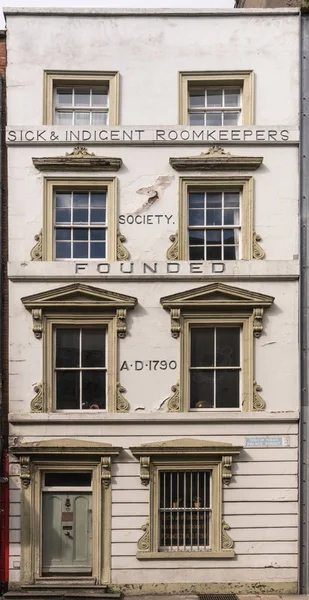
[143,262,158,273]
[75,262,88,273]
[97,263,110,273]
[190,262,203,273]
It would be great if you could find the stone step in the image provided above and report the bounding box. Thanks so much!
[4,590,121,600]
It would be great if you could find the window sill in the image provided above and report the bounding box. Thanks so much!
[136,550,235,560]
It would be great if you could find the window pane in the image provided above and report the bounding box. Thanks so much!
[216,370,239,408]
[224,192,240,208]
[216,327,240,367]
[91,112,108,125]
[45,472,91,487]
[207,246,222,260]
[82,329,106,367]
[206,192,222,209]
[90,229,106,241]
[189,113,205,126]
[55,112,73,125]
[189,89,205,107]
[56,88,72,106]
[190,371,214,408]
[56,229,71,241]
[73,193,89,207]
[90,209,106,224]
[82,371,106,409]
[206,230,221,244]
[56,242,71,259]
[73,209,88,224]
[90,242,106,258]
[55,208,71,224]
[92,87,108,107]
[206,112,222,126]
[56,328,79,367]
[74,112,91,125]
[73,229,88,241]
[224,246,237,260]
[224,229,236,244]
[191,328,214,367]
[189,246,205,260]
[56,193,71,208]
[73,242,88,258]
[189,209,204,226]
[206,209,222,226]
[90,192,106,207]
[207,89,222,107]
[74,88,91,106]
[189,230,204,246]
[224,209,239,225]
[56,89,73,106]
[189,192,205,209]
[223,112,239,126]
[224,89,240,107]
[56,371,79,409]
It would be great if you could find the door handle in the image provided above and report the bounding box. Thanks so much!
[64,531,73,539]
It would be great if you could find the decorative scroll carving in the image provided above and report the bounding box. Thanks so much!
[222,521,234,550]
[253,232,265,260]
[166,232,179,261]
[253,380,266,412]
[30,229,43,261]
[101,456,111,489]
[31,383,43,413]
[140,457,150,486]
[65,146,95,157]
[253,307,264,338]
[116,382,130,413]
[169,146,263,172]
[32,309,43,339]
[33,146,122,172]
[20,456,31,489]
[222,455,232,485]
[166,381,180,412]
[171,308,181,338]
[117,230,130,261]
[116,308,127,338]
[137,520,150,551]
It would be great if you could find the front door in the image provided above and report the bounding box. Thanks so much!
[42,472,92,575]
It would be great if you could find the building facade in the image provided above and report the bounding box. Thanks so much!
[235,1,297,7]
[4,7,300,595]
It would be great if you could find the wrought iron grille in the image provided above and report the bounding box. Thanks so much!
[159,470,211,552]
[199,595,238,600]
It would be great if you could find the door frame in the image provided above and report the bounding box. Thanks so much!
[21,460,111,585]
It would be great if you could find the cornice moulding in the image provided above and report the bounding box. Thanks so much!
[169,147,263,172]
[130,438,243,458]
[11,438,122,457]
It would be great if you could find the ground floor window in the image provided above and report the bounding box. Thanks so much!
[159,470,211,551]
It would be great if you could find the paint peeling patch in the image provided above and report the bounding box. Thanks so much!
[136,175,174,214]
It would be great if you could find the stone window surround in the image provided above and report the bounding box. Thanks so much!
[43,70,119,126]
[178,71,254,126]
[130,438,242,560]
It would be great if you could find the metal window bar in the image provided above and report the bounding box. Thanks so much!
[159,470,211,552]
[188,191,241,261]
[189,327,241,409]
[55,86,109,125]
[54,190,107,260]
[54,327,107,410]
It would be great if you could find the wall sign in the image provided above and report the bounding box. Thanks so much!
[6,126,299,145]
[245,436,290,448]
[74,261,226,276]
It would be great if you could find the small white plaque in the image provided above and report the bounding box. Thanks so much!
[245,436,290,448]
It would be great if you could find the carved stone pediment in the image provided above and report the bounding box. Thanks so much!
[21,283,137,339]
[169,146,263,172]
[160,282,274,311]
[32,146,122,172]
[21,283,137,311]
